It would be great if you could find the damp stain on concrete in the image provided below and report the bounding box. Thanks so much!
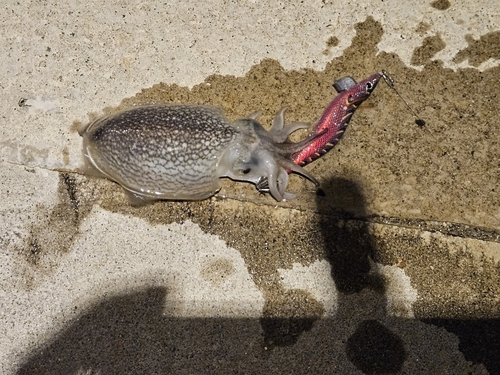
[13,172,103,289]
[99,193,500,327]
[21,15,499,348]
[200,257,236,286]
[453,31,500,67]
[415,21,432,36]
[322,35,340,55]
[371,224,500,319]
[62,146,70,166]
[430,0,452,11]
[411,34,446,65]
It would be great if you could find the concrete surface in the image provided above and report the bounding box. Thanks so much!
[1,0,499,374]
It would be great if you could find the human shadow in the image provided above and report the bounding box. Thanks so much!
[317,177,500,374]
[421,318,500,375]
[15,285,404,375]
[317,178,384,294]
[17,287,171,375]
[16,287,263,375]
[317,177,407,374]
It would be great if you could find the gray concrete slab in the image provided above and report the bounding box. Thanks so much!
[1,0,499,374]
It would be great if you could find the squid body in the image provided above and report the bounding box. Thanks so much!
[81,105,320,202]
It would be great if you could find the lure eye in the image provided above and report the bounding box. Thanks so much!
[242,168,251,174]
[366,81,374,92]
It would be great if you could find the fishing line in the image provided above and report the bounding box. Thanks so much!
[380,70,446,150]
[381,70,426,127]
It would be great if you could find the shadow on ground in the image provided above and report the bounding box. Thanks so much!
[422,318,500,375]
[17,178,499,374]
[318,178,406,374]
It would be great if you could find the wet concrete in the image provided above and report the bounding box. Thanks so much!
[1,4,499,375]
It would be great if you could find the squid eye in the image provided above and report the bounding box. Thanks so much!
[242,168,251,174]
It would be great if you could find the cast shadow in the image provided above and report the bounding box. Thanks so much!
[17,287,170,375]
[317,177,500,375]
[317,177,407,374]
[16,287,262,375]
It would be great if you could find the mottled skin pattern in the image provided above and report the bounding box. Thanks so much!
[83,105,239,200]
[293,72,382,167]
